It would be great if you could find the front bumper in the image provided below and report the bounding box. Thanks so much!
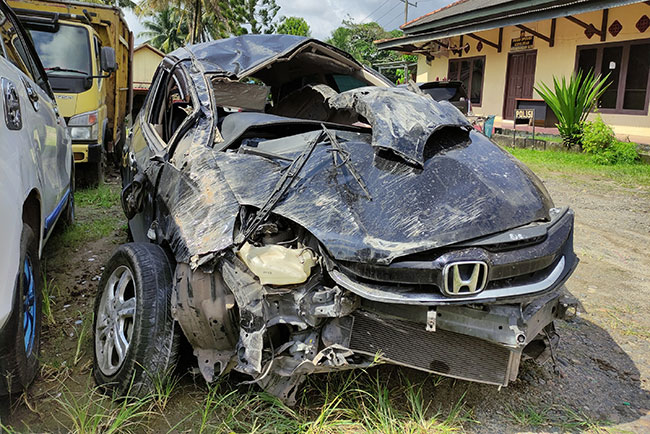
[172,209,579,403]
[72,142,102,164]
[330,287,576,386]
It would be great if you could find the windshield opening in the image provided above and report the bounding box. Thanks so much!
[28,24,92,93]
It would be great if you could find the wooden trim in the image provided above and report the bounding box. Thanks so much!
[467,32,500,50]
[516,24,553,45]
[565,15,602,38]
[575,38,650,115]
[550,18,556,48]
[601,9,608,42]
[498,27,503,53]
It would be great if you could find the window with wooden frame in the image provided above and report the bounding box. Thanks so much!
[447,56,485,106]
[576,39,650,115]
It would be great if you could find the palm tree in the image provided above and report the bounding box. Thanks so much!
[139,7,189,53]
[87,0,137,9]
[138,0,240,43]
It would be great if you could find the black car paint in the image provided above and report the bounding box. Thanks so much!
[117,36,578,400]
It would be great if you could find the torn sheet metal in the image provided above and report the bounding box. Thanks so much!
[214,130,552,264]
[169,34,361,79]
[328,87,472,167]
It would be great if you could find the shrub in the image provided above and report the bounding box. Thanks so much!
[582,115,639,165]
[535,70,610,148]
[582,115,616,153]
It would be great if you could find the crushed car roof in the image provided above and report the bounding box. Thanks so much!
[169,34,362,78]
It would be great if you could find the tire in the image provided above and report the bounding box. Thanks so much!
[78,150,105,188]
[0,224,42,396]
[90,150,106,187]
[93,243,179,397]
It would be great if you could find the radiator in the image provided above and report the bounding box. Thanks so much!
[348,311,519,386]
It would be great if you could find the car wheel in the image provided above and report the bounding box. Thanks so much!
[93,243,180,397]
[0,224,42,396]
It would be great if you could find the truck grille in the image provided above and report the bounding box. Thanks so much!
[348,311,516,386]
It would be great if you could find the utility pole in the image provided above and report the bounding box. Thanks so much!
[398,0,417,24]
[398,0,417,83]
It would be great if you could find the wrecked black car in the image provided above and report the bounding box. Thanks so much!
[93,35,578,404]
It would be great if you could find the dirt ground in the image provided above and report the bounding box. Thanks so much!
[1,167,649,433]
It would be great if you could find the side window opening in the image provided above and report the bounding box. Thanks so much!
[147,66,193,144]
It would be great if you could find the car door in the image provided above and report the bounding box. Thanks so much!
[124,61,196,242]
[0,3,71,233]
[123,64,168,242]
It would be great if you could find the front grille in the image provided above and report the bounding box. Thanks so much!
[348,311,516,385]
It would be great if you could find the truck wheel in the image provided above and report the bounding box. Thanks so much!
[78,149,105,188]
[93,243,180,397]
[0,224,42,396]
[91,150,106,187]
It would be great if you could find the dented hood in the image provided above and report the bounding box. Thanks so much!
[214,129,553,265]
[329,87,471,167]
[160,87,551,266]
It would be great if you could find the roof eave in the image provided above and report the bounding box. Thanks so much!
[378,0,643,51]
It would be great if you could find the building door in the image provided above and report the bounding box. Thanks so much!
[503,51,537,119]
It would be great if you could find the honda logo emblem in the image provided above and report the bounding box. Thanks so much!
[442,261,488,296]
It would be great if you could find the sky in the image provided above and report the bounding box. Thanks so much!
[126,0,450,45]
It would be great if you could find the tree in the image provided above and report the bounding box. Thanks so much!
[88,0,137,8]
[139,7,188,53]
[276,16,311,37]
[137,0,281,43]
[230,0,280,34]
[326,20,415,83]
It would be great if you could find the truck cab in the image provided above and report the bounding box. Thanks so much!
[28,20,112,183]
[10,0,132,185]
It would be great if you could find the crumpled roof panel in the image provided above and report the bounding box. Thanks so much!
[169,34,360,78]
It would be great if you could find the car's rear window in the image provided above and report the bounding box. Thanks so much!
[422,87,460,101]
[332,74,368,92]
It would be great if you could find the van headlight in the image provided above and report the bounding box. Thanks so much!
[68,110,98,142]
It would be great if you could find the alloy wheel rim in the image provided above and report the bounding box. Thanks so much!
[23,255,36,356]
[95,265,136,376]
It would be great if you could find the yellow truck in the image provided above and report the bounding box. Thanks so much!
[9,0,133,185]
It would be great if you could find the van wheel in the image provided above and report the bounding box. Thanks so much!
[93,243,180,397]
[0,224,42,396]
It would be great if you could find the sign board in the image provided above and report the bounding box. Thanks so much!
[514,108,535,124]
[512,108,536,147]
[511,35,534,50]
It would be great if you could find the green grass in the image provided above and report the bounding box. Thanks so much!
[41,272,58,326]
[506,147,650,187]
[161,371,474,434]
[51,216,122,248]
[54,381,155,434]
[75,184,121,209]
[45,183,123,251]
[506,403,551,428]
